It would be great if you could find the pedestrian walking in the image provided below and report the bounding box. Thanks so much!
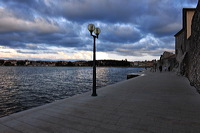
[168,66,171,71]
[159,65,162,72]
[164,66,167,71]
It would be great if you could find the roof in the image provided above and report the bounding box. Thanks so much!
[162,54,176,60]
[174,8,196,37]
[174,29,184,37]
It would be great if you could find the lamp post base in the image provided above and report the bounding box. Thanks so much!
[91,93,97,96]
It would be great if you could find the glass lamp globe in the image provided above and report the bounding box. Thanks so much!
[88,24,95,33]
[94,28,101,36]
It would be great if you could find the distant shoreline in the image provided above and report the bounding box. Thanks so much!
[0,59,154,68]
[0,65,146,68]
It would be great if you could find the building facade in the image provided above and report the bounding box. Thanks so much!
[175,1,200,91]
[174,8,195,75]
[159,51,176,71]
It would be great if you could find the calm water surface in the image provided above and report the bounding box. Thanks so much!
[0,67,143,117]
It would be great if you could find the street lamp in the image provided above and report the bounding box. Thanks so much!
[88,24,101,96]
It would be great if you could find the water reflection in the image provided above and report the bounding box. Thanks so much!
[96,67,109,87]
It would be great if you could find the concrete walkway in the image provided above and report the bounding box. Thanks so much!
[1,71,200,133]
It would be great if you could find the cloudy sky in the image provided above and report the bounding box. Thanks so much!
[0,0,198,61]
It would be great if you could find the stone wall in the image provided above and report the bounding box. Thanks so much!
[187,2,200,90]
[175,30,187,75]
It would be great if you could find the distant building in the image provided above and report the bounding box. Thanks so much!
[4,60,17,66]
[133,61,139,67]
[74,61,88,66]
[159,51,176,71]
[161,51,174,59]
[146,60,154,67]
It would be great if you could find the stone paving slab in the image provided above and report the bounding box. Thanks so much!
[0,71,200,133]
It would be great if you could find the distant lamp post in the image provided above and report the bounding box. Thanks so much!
[88,24,101,96]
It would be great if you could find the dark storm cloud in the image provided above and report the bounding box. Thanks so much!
[0,31,83,49]
[2,0,197,23]
[57,0,197,37]
[0,0,198,59]
[100,24,142,43]
[0,0,51,20]
[59,0,146,23]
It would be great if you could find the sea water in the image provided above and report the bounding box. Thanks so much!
[0,67,143,117]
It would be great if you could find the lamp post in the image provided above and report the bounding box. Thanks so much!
[88,24,101,96]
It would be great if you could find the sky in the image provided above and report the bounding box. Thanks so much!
[0,0,198,61]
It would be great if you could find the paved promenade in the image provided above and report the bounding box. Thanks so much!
[1,71,200,133]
